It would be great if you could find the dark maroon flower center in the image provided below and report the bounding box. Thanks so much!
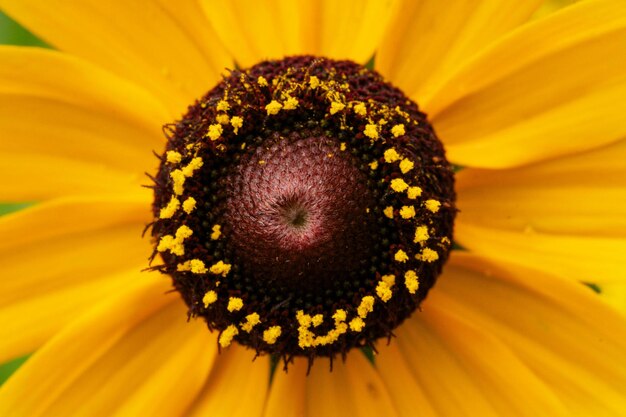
[150,56,456,365]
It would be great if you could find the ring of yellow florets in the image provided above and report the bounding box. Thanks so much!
[150,56,455,365]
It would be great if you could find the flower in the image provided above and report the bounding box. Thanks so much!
[1,0,626,416]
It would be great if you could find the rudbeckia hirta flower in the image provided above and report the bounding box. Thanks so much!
[1,0,626,416]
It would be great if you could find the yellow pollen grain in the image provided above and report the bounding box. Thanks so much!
[330,101,346,115]
[257,76,268,87]
[390,178,409,193]
[353,102,367,116]
[219,325,238,348]
[383,206,394,219]
[407,186,422,200]
[209,260,231,277]
[357,296,375,318]
[417,248,439,263]
[157,235,175,253]
[182,197,196,214]
[177,259,208,274]
[399,205,416,219]
[265,100,282,115]
[159,196,180,219]
[384,148,401,163]
[309,76,320,89]
[349,317,365,332]
[182,157,203,177]
[369,160,379,170]
[399,158,414,174]
[216,99,230,112]
[394,249,409,263]
[170,169,186,195]
[364,123,379,139]
[211,224,222,240]
[391,124,406,137]
[333,309,347,323]
[263,326,282,345]
[203,290,218,307]
[414,225,430,244]
[166,151,182,164]
[404,270,419,294]
[230,116,243,134]
[283,96,299,110]
[207,123,223,141]
[227,297,244,312]
[376,281,393,302]
[258,160,266,165]
[296,310,312,327]
[425,199,441,213]
[381,274,396,286]
[311,314,324,327]
[340,143,347,151]
[216,114,230,125]
[241,313,261,332]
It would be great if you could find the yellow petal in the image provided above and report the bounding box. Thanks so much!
[429,0,626,168]
[0,46,167,200]
[0,195,152,361]
[456,138,626,284]
[377,302,566,416]
[201,0,394,68]
[0,279,215,417]
[434,253,626,416]
[264,352,400,417]
[0,152,143,201]
[376,0,542,104]
[185,346,269,417]
[0,0,232,116]
[600,282,626,316]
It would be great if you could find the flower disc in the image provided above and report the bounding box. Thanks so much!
[151,56,456,363]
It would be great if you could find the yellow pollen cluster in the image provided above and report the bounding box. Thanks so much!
[399,158,414,174]
[391,124,406,137]
[211,224,222,240]
[353,102,367,116]
[215,114,230,125]
[340,143,347,151]
[404,270,419,294]
[159,196,180,219]
[383,206,394,219]
[257,76,268,87]
[219,325,239,348]
[330,101,346,115]
[407,186,422,200]
[390,178,409,193]
[384,148,401,163]
[230,116,243,134]
[399,205,416,219]
[227,297,244,312]
[349,317,365,331]
[216,99,230,112]
[263,326,282,345]
[170,157,203,195]
[209,260,231,277]
[309,76,320,89]
[157,225,193,256]
[376,275,395,302]
[414,225,430,243]
[394,249,409,263]
[417,248,439,262]
[283,96,299,110]
[425,199,441,213]
[241,313,261,332]
[203,290,218,307]
[207,123,223,141]
[265,100,282,115]
[166,151,182,164]
[357,296,375,318]
[369,160,379,170]
[182,197,196,213]
[177,259,208,274]
[296,310,349,348]
[364,123,379,139]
